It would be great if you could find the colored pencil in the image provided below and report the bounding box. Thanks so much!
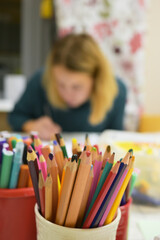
[27,149,41,210]
[129,169,139,196]
[77,165,94,227]
[82,161,120,228]
[45,173,53,221]
[72,138,78,155]
[77,144,82,158]
[91,147,98,165]
[65,151,92,228]
[34,136,42,155]
[98,161,130,226]
[102,145,111,169]
[104,156,134,225]
[27,146,39,179]
[85,134,92,151]
[47,153,59,222]
[39,170,45,217]
[39,154,47,181]
[0,149,13,188]
[41,145,51,162]
[55,160,78,226]
[17,164,29,188]
[60,137,68,158]
[55,133,61,145]
[83,152,115,223]
[28,173,33,187]
[91,153,130,227]
[86,153,102,210]
[9,141,24,188]
[53,140,64,180]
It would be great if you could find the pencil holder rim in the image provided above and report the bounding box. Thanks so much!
[34,203,121,231]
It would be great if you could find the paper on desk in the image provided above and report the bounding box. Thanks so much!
[137,219,160,240]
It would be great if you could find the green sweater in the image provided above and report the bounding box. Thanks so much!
[8,70,127,132]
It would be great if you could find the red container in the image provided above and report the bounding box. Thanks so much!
[0,188,36,240]
[116,197,132,240]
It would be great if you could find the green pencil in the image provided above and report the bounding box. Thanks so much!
[60,137,68,158]
[0,149,13,188]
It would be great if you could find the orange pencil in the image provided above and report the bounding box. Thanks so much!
[53,140,64,180]
[8,136,17,150]
[39,170,45,217]
[47,153,59,222]
[17,164,29,188]
[28,173,33,187]
[41,145,51,162]
[65,151,92,227]
[55,159,78,226]
[76,165,94,227]
[59,158,69,200]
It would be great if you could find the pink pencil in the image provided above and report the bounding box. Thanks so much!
[86,153,102,210]
[39,154,47,181]
[98,167,129,226]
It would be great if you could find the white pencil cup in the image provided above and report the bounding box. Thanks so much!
[35,204,121,240]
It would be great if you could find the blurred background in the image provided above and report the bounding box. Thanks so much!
[0,0,160,132]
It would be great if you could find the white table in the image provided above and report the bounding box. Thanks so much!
[128,204,160,240]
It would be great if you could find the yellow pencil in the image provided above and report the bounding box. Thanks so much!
[72,138,78,154]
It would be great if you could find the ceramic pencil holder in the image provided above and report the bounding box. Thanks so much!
[34,204,121,240]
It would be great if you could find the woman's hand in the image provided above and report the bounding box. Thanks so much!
[22,116,62,140]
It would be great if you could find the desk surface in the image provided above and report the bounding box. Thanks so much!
[128,204,160,240]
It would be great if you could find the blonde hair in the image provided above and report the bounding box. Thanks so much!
[43,33,118,125]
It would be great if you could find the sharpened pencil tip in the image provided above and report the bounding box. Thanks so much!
[107,145,111,152]
[53,140,58,145]
[49,153,53,160]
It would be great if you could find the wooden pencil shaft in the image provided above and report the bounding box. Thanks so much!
[28,161,41,209]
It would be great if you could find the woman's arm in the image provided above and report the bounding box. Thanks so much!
[8,70,62,139]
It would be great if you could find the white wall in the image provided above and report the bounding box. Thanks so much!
[144,0,160,114]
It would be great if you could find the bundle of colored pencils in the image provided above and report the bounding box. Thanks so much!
[0,136,33,189]
[26,133,136,228]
